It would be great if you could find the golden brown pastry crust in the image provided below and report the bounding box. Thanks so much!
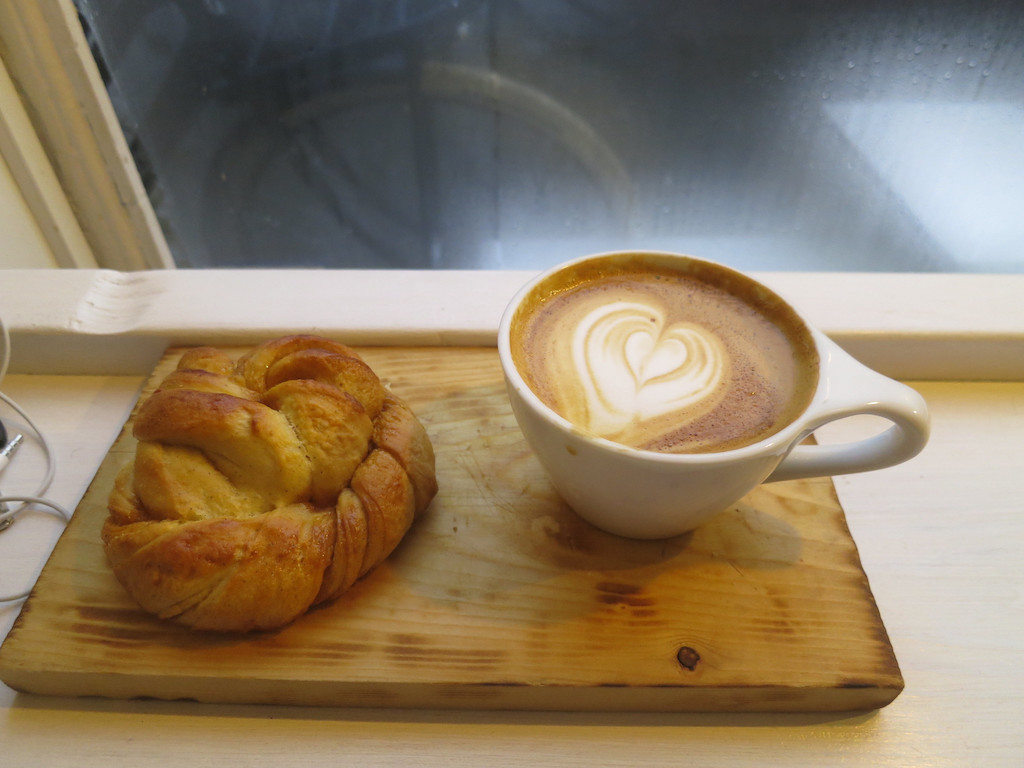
[101,335,437,632]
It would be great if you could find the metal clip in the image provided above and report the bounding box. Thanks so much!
[0,433,24,531]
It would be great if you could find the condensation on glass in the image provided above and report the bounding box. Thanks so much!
[76,1,1024,272]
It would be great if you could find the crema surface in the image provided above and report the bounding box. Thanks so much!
[512,265,817,453]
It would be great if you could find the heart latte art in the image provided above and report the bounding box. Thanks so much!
[511,263,818,453]
[571,301,726,440]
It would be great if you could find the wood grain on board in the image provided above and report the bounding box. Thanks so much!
[0,346,902,711]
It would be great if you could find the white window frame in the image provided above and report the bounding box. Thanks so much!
[0,0,172,271]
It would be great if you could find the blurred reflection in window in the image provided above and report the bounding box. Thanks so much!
[77,0,1024,271]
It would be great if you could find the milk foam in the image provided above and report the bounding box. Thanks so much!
[513,260,817,453]
[570,300,726,440]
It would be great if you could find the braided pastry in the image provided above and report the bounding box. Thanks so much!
[101,335,437,632]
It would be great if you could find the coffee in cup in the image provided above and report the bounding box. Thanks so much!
[498,251,930,539]
[507,255,819,454]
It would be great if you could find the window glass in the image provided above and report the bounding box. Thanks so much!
[76,0,1024,272]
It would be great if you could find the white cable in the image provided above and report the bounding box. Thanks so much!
[0,313,71,602]
[0,389,58,498]
[0,497,73,602]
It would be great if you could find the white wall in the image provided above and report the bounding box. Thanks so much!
[0,151,58,268]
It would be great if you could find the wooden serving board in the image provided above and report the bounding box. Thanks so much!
[0,347,902,712]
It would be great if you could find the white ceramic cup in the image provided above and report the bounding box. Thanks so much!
[497,251,930,539]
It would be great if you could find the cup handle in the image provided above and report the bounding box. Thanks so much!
[765,338,930,483]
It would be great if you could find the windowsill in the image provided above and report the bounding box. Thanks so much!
[2,268,1022,379]
[2,270,1022,766]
